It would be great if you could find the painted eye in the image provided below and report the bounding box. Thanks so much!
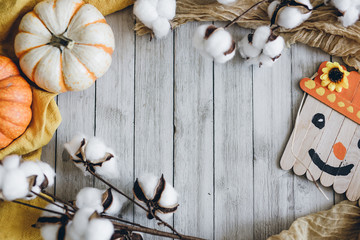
[312,113,325,129]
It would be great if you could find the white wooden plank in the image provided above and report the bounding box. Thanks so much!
[94,9,135,218]
[253,46,293,238]
[214,27,253,240]
[134,27,174,238]
[56,86,95,200]
[173,22,213,239]
[291,44,333,218]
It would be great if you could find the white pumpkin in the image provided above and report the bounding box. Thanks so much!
[14,0,115,93]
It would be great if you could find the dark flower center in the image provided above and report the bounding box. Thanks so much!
[328,68,344,83]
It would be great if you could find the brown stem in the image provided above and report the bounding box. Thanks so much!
[224,0,267,29]
[87,169,183,238]
[112,221,206,240]
[30,191,72,213]
[41,190,78,211]
[101,214,154,230]
[12,200,66,216]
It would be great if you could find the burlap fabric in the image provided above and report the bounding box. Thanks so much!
[135,0,360,71]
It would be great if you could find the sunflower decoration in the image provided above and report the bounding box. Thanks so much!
[320,62,350,92]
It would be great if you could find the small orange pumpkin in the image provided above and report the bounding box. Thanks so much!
[0,56,32,149]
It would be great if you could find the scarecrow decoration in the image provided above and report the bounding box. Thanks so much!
[281,61,360,201]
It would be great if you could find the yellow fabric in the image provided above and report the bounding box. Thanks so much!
[268,201,360,240]
[0,0,133,239]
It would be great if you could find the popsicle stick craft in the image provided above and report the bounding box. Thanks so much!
[281,61,360,201]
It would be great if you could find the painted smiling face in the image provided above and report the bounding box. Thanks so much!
[281,62,360,201]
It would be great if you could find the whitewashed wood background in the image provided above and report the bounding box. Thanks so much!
[41,7,347,240]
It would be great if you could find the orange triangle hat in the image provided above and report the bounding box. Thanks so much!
[300,61,360,124]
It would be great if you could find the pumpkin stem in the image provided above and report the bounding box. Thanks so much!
[48,34,75,49]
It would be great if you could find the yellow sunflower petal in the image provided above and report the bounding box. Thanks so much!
[342,77,349,89]
[321,79,331,87]
[335,84,343,92]
[328,82,336,91]
[333,62,341,68]
[344,70,350,76]
[326,62,335,68]
[322,67,330,73]
[320,73,329,81]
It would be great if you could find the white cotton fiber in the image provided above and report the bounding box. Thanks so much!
[85,218,114,240]
[157,0,176,20]
[41,225,61,240]
[259,54,276,67]
[297,0,313,10]
[2,169,29,201]
[137,173,160,200]
[263,36,285,58]
[0,165,5,189]
[85,138,108,162]
[2,154,21,170]
[238,35,261,59]
[267,0,280,19]
[331,0,352,12]
[94,156,119,179]
[64,134,86,160]
[214,47,236,64]
[20,161,44,184]
[192,24,213,59]
[76,187,103,213]
[252,26,271,49]
[152,17,171,39]
[103,189,127,216]
[276,7,311,29]
[158,181,178,208]
[217,0,237,5]
[68,208,94,239]
[339,7,360,27]
[204,28,233,58]
[37,161,56,187]
[134,0,159,28]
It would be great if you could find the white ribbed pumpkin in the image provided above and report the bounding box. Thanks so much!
[14,0,115,93]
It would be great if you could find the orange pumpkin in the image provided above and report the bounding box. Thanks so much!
[0,56,32,149]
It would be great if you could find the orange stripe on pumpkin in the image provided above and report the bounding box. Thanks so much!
[31,11,52,34]
[58,53,69,92]
[84,19,107,27]
[77,43,113,55]
[68,2,85,25]
[16,44,45,59]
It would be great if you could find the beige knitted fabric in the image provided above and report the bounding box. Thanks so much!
[135,0,360,71]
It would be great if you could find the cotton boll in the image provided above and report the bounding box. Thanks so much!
[297,0,313,10]
[137,174,160,200]
[331,0,352,12]
[76,187,103,213]
[204,28,233,58]
[20,161,45,184]
[94,156,119,179]
[40,203,66,240]
[339,7,360,27]
[2,154,21,170]
[64,134,86,160]
[2,169,29,201]
[68,208,94,239]
[157,0,176,20]
[103,189,127,216]
[0,165,5,189]
[85,218,114,240]
[157,181,178,220]
[217,0,237,5]
[263,36,285,58]
[37,161,56,187]
[259,54,277,67]
[252,26,271,49]
[152,17,171,38]
[238,35,261,59]
[214,46,236,64]
[267,0,280,19]
[193,24,213,59]
[133,0,159,28]
[85,138,108,162]
[277,7,311,29]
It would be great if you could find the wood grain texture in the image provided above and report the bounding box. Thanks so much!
[94,9,135,219]
[41,9,352,238]
[291,45,333,218]
[214,27,253,240]
[174,22,213,240]
[253,47,294,239]
[133,22,174,239]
